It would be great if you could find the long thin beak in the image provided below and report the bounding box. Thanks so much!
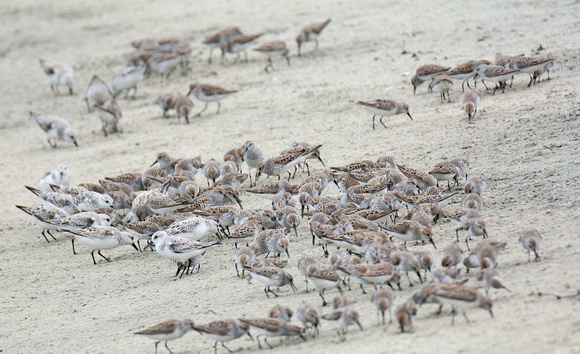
[293,226,298,238]
[300,334,307,342]
[317,157,325,166]
[74,140,79,147]
[246,332,254,341]
[285,249,290,259]
[150,159,158,167]
[186,89,192,96]
[356,320,364,331]
[132,243,139,251]
[430,238,437,249]
[290,282,298,293]
[407,113,413,121]
[483,229,489,238]
[489,309,494,318]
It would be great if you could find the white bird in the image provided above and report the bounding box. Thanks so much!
[30,112,78,148]
[63,226,137,264]
[39,164,71,191]
[151,231,221,275]
[165,217,220,241]
[39,59,75,95]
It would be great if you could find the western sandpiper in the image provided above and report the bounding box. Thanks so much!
[193,319,252,353]
[411,64,450,94]
[431,285,493,324]
[221,33,264,63]
[460,88,480,121]
[253,40,290,72]
[238,318,305,349]
[322,307,363,342]
[429,75,454,103]
[297,301,321,337]
[371,289,395,325]
[475,64,519,94]
[243,265,297,298]
[357,99,413,129]
[134,319,194,354]
[203,26,243,63]
[519,229,542,261]
[296,19,331,56]
[187,83,237,116]
[445,60,491,91]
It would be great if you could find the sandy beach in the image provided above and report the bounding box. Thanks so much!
[1,0,579,353]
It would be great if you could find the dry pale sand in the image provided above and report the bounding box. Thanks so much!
[1,0,580,353]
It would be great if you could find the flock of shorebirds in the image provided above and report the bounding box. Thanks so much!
[32,19,332,142]
[21,18,552,354]
[358,48,554,129]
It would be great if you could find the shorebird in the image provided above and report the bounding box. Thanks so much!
[357,99,413,129]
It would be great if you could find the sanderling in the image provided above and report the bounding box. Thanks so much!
[63,226,137,264]
[165,217,220,241]
[85,75,113,112]
[113,65,145,98]
[15,204,69,242]
[95,98,122,136]
[151,231,221,275]
[39,59,74,95]
[25,185,79,214]
[39,164,71,191]
[30,112,78,148]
